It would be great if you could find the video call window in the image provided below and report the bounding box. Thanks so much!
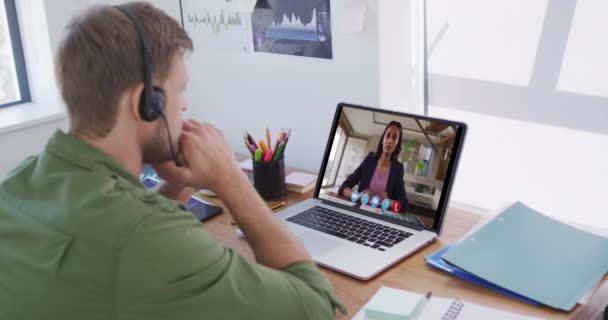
[319,106,461,229]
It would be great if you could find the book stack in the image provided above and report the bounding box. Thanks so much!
[285,171,317,193]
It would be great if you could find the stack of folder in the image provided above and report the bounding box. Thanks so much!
[425,246,539,306]
[425,202,608,311]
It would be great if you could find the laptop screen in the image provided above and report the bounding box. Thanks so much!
[315,104,467,232]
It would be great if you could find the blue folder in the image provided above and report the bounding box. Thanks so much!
[441,202,608,311]
[425,246,539,305]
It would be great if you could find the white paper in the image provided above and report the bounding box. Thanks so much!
[337,0,366,34]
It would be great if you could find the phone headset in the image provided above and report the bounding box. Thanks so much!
[114,5,183,167]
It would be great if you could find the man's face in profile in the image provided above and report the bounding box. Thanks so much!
[142,54,189,163]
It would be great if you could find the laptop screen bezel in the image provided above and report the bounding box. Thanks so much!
[312,103,467,234]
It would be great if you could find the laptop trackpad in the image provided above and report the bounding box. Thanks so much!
[298,232,342,257]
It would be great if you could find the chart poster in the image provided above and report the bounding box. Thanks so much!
[252,0,333,59]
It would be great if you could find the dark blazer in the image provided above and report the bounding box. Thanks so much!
[338,153,408,212]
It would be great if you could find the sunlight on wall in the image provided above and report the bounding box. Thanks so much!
[427,0,548,86]
[558,0,608,97]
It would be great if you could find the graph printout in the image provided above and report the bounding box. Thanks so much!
[251,0,333,59]
[182,0,252,53]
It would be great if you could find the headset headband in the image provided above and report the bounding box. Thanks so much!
[114,5,153,112]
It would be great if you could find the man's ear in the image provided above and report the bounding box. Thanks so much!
[126,83,145,121]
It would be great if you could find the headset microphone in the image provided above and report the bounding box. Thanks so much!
[159,113,184,167]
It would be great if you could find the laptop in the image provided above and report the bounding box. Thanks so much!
[276,103,467,280]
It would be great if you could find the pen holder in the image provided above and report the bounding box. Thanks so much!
[253,157,286,201]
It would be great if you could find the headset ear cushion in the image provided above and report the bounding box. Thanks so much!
[139,87,165,121]
[138,86,165,121]
[150,86,166,116]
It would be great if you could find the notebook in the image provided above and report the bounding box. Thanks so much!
[285,171,317,193]
[442,201,608,311]
[353,287,541,320]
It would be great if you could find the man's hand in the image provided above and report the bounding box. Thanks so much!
[150,119,240,193]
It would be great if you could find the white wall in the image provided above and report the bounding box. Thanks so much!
[182,0,380,173]
[0,120,67,175]
[427,0,608,227]
[44,0,182,53]
[182,0,424,173]
[0,0,181,175]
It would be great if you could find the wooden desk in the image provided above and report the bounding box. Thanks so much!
[571,280,608,320]
[199,189,598,319]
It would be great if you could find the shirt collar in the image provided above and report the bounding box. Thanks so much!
[45,130,142,187]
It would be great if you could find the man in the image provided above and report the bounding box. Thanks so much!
[0,2,345,319]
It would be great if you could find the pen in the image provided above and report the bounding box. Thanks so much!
[266,127,271,152]
[277,130,290,158]
[254,148,262,161]
[411,291,432,320]
[264,149,274,162]
[269,201,286,210]
[274,142,285,161]
[244,139,254,157]
[259,140,268,153]
[246,131,258,149]
[273,129,282,154]
[272,139,280,156]
[283,129,291,148]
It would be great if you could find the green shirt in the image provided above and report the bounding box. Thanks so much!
[0,130,346,319]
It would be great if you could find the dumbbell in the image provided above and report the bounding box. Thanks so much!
[360,193,370,206]
[381,198,390,210]
[370,195,380,208]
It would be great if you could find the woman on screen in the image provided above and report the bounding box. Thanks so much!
[338,121,408,212]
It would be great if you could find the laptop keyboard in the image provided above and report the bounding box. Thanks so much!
[287,206,413,251]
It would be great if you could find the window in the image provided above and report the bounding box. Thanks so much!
[0,0,30,108]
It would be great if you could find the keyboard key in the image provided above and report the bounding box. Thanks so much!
[376,241,393,248]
